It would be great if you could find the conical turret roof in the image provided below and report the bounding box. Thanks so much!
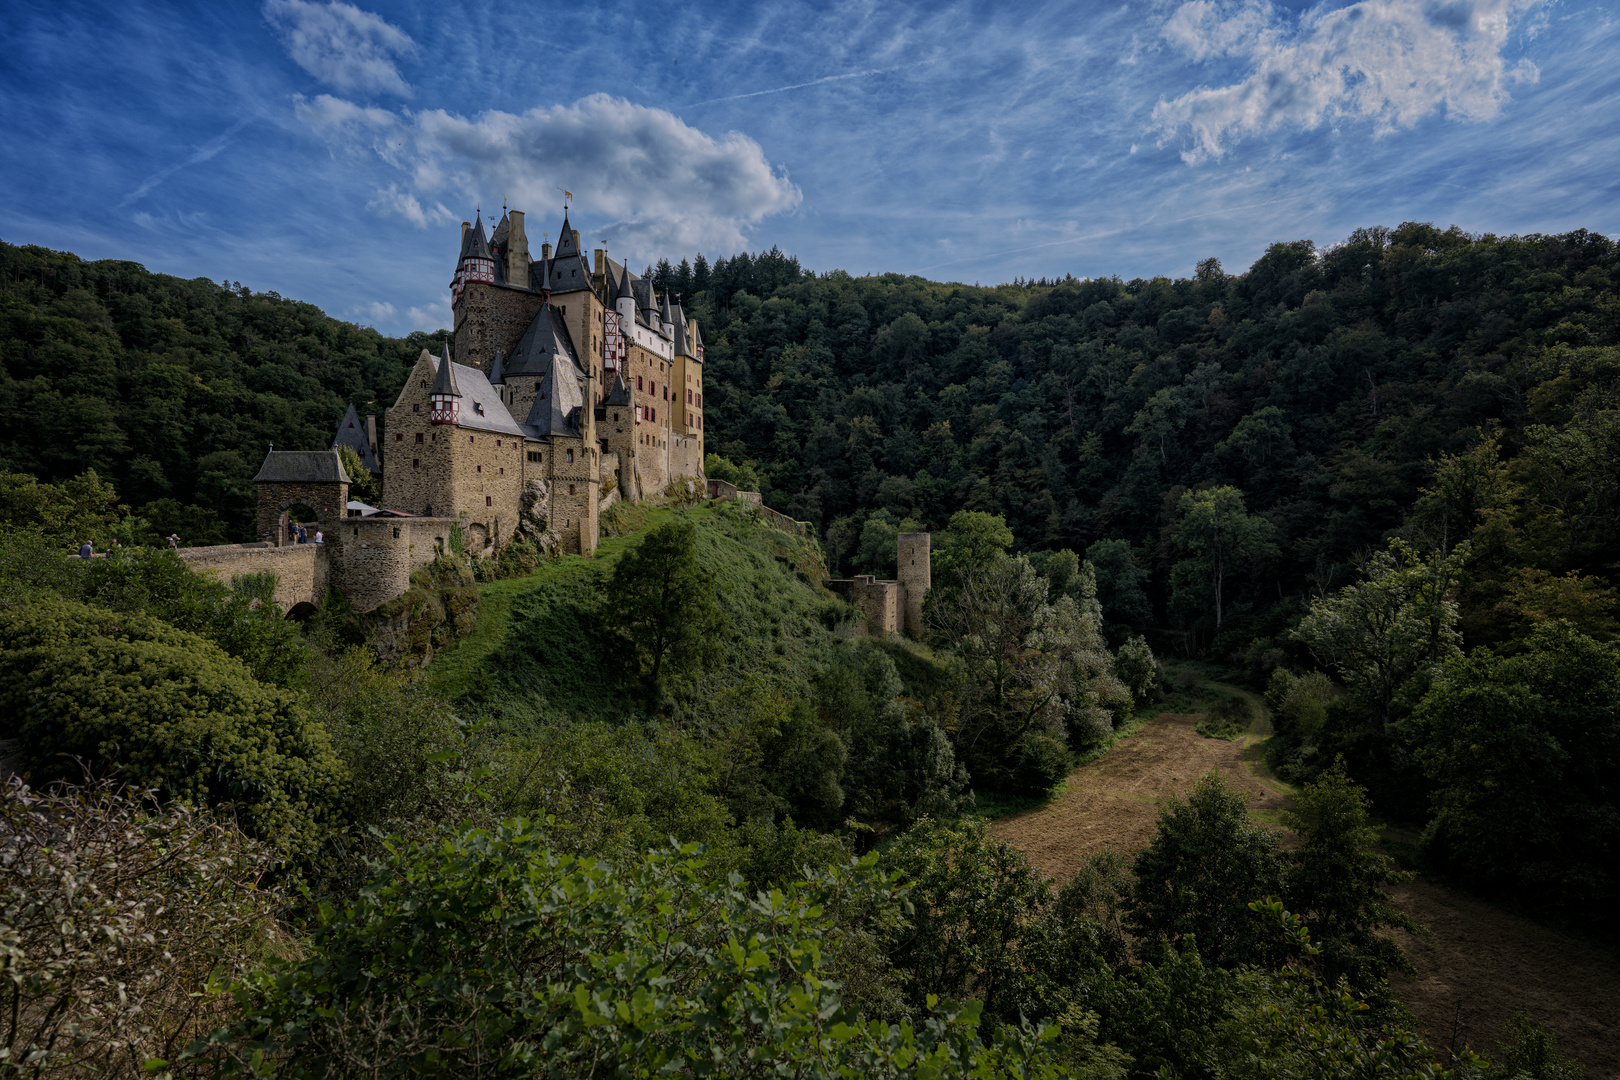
[430,342,461,397]
[461,214,493,262]
[489,348,505,385]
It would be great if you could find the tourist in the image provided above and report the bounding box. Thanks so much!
[287,520,297,544]
[314,529,324,544]
[78,540,92,559]
[167,534,180,549]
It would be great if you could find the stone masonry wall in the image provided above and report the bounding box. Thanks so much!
[454,282,548,375]
[384,354,456,516]
[443,427,527,551]
[896,532,932,638]
[328,517,453,613]
[826,576,902,636]
[179,543,327,614]
[256,481,348,544]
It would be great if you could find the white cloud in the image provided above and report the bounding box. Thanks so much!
[1153,0,1543,163]
[407,299,451,331]
[264,0,416,97]
[360,299,396,325]
[298,93,802,261]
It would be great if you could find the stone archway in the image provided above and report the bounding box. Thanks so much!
[285,600,319,621]
[275,502,321,547]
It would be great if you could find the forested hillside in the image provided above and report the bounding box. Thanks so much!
[0,240,446,542]
[673,225,1620,660]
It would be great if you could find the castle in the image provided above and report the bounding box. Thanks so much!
[179,203,929,637]
[334,205,709,557]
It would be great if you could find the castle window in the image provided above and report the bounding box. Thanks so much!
[474,402,485,415]
[469,436,474,444]
[687,389,692,404]
[697,394,702,407]
[566,449,574,463]
[413,404,420,412]
[496,439,501,447]
[413,458,420,468]
[499,467,504,475]
[568,484,575,495]
[637,375,643,391]
[477,465,482,473]
[486,496,492,507]
[415,433,423,443]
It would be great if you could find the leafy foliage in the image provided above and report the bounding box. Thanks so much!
[603,519,730,708]
[0,599,344,856]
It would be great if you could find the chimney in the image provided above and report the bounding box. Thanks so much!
[541,241,552,260]
[460,221,470,248]
[507,211,529,288]
[593,248,605,275]
[572,229,581,250]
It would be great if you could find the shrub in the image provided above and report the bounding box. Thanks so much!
[0,776,280,1079]
[0,600,345,857]
[206,822,1068,1079]
[1007,732,1072,796]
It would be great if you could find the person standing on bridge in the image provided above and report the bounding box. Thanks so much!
[78,540,92,559]
[314,530,323,544]
[167,534,180,549]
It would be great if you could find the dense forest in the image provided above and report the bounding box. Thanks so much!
[2,226,1615,1078]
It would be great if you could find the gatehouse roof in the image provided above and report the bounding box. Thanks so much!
[253,450,353,484]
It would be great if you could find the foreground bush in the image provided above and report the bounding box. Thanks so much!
[204,821,1069,1079]
[0,599,345,856]
[0,777,280,1078]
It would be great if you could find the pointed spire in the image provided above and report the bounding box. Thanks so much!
[489,348,505,385]
[553,208,578,258]
[460,213,492,261]
[659,291,673,324]
[431,343,461,398]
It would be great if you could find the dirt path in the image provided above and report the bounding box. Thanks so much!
[989,684,1620,1077]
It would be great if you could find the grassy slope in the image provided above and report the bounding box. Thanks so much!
[423,502,861,726]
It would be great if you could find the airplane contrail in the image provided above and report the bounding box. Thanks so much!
[687,64,915,107]
[121,117,253,207]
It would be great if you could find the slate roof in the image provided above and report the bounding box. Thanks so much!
[331,402,381,473]
[254,450,352,484]
[460,214,492,261]
[419,350,527,437]
[489,348,505,385]
[546,209,593,294]
[604,369,632,407]
[522,345,586,439]
[429,344,462,397]
[505,304,581,378]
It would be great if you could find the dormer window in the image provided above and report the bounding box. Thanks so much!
[474,402,484,415]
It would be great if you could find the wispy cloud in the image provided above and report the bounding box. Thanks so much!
[297,92,802,261]
[263,0,416,97]
[120,118,253,207]
[1153,0,1544,163]
[687,64,915,107]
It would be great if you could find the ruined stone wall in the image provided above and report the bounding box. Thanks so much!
[179,543,327,614]
[826,576,902,636]
[706,479,762,505]
[255,481,348,544]
[328,517,452,614]
[897,532,932,638]
[454,282,548,375]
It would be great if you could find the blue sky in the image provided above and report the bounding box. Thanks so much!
[2,0,1616,335]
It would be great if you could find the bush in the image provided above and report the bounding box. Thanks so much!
[206,822,1068,1079]
[1196,694,1251,739]
[0,599,345,857]
[1007,732,1072,797]
[0,776,280,1079]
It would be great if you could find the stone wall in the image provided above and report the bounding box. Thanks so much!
[897,532,932,638]
[706,479,762,505]
[443,428,527,551]
[384,353,456,516]
[256,481,348,545]
[827,576,902,636]
[179,542,328,614]
[542,433,599,554]
[454,282,548,375]
[327,517,453,613]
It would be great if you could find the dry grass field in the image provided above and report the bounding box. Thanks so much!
[986,684,1620,1077]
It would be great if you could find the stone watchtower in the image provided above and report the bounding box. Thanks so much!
[252,450,350,545]
[897,532,932,637]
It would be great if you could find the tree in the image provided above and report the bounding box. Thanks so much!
[334,443,379,504]
[0,469,127,544]
[1294,539,1468,730]
[932,510,1014,588]
[1082,539,1150,637]
[1410,620,1620,919]
[1173,487,1277,629]
[1281,763,1416,994]
[1129,772,1282,969]
[603,519,729,708]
